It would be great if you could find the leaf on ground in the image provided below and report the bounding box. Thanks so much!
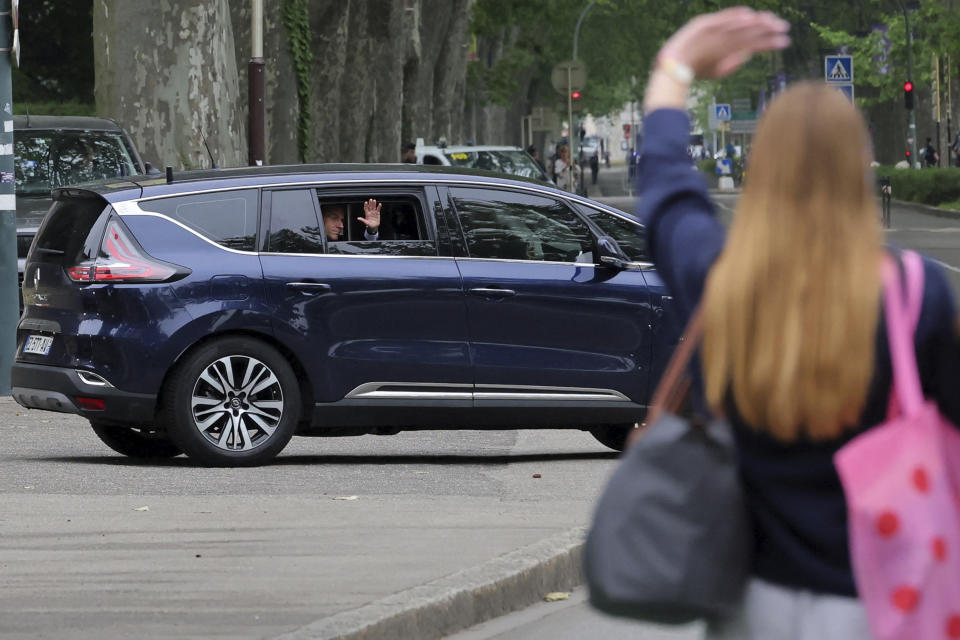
[544,592,570,602]
[132,506,150,512]
[333,495,358,501]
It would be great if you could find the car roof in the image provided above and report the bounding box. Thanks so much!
[56,163,557,200]
[13,115,124,132]
[56,164,640,226]
[419,145,525,153]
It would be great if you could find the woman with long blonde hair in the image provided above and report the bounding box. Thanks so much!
[636,8,960,638]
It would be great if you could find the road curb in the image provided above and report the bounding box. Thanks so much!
[890,198,960,220]
[272,527,587,640]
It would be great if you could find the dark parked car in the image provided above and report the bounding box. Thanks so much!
[14,115,149,309]
[12,164,680,466]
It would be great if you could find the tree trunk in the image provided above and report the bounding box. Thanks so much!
[308,0,352,162]
[337,0,374,161]
[93,0,246,170]
[366,0,406,162]
[431,0,472,144]
[401,0,454,145]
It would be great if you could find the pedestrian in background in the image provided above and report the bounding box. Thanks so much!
[635,8,960,639]
[589,150,599,185]
[923,137,938,168]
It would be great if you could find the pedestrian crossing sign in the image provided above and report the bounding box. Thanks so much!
[824,55,854,84]
[714,104,731,121]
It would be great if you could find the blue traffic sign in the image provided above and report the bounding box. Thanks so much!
[824,55,854,84]
[714,104,732,121]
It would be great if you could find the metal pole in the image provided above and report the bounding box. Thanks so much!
[904,7,919,167]
[0,0,14,394]
[947,55,953,166]
[567,65,574,192]
[570,0,595,189]
[248,0,266,166]
[934,54,942,166]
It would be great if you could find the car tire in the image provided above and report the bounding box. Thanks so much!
[90,421,182,458]
[589,424,637,452]
[163,337,301,467]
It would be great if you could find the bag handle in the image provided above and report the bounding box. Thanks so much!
[646,306,703,425]
[883,251,925,416]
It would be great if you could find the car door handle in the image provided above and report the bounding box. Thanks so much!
[469,287,516,298]
[286,282,332,295]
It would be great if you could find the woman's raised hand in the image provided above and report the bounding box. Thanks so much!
[657,7,790,80]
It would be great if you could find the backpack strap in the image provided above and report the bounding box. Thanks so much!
[883,250,925,416]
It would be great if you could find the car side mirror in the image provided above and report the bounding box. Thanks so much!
[597,235,633,270]
[144,162,163,176]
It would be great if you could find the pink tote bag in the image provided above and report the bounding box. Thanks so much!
[835,250,960,640]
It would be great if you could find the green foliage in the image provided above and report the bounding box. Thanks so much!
[14,1,94,105]
[14,101,96,117]
[280,0,312,163]
[874,165,960,207]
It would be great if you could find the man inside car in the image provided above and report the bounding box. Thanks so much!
[322,198,381,241]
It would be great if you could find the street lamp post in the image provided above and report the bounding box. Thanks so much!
[248,0,265,166]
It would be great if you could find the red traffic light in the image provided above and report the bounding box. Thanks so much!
[906,150,911,156]
[903,81,913,92]
[571,91,582,99]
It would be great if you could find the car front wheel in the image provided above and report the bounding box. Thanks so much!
[90,422,182,458]
[163,337,301,467]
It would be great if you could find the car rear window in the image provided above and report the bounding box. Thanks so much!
[139,189,259,251]
[15,130,139,195]
[32,196,110,266]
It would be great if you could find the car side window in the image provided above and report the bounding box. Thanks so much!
[582,208,649,262]
[317,195,436,257]
[267,189,323,254]
[450,187,592,262]
[139,189,258,251]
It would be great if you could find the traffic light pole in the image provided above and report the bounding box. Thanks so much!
[566,66,574,192]
[0,0,15,394]
[904,7,919,167]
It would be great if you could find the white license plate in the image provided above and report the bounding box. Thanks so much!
[23,335,53,356]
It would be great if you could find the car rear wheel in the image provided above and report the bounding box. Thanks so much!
[589,424,638,452]
[90,422,182,458]
[163,337,301,467]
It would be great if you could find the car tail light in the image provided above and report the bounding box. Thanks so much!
[68,219,187,283]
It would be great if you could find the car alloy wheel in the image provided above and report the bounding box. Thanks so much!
[191,355,284,451]
[165,337,300,466]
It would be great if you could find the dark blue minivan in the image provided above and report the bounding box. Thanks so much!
[12,165,680,466]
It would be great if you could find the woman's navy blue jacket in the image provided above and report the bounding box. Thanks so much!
[635,108,960,597]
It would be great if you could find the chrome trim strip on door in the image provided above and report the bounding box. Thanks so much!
[345,382,472,400]
[474,384,630,402]
[343,382,629,402]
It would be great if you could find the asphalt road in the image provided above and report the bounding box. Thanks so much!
[0,400,621,640]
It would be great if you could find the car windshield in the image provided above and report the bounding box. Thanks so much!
[444,150,546,181]
[15,130,138,195]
